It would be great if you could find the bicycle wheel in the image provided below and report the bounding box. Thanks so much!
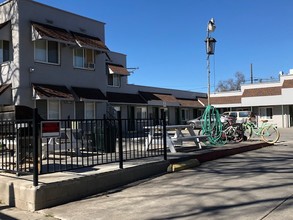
[233,125,244,142]
[220,131,228,145]
[243,124,252,140]
[261,125,280,144]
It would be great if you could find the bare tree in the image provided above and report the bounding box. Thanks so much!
[216,72,245,92]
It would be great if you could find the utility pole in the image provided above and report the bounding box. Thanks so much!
[250,63,253,84]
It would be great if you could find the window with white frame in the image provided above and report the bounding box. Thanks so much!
[136,107,147,119]
[73,48,95,69]
[34,40,60,64]
[85,102,95,119]
[0,40,9,63]
[259,107,273,119]
[48,100,59,119]
[108,74,121,87]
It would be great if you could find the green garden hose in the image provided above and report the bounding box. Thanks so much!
[201,105,225,145]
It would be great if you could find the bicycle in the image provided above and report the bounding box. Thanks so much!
[243,119,280,144]
[221,117,244,143]
[198,116,244,144]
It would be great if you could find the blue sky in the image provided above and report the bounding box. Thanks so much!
[35,0,293,93]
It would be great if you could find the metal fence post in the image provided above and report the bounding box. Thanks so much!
[33,108,39,186]
[117,111,123,169]
[163,111,167,160]
[16,123,20,175]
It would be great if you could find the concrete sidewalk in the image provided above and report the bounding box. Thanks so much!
[1,128,291,219]
[0,141,269,209]
[38,140,293,220]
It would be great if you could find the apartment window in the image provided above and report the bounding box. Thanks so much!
[73,48,95,69]
[136,107,147,119]
[114,106,121,112]
[34,40,59,64]
[160,108,168,122]
[108,74,121,87]
[48,100,59,119]
[85,102,95,119]
[0,40,9,63]
[181,109,189,121]
[259,107,273,119]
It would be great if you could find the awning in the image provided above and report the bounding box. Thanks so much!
[177,98,203,108]
[31,22,109,52]
[72,86,107,101]
[107,64,129,76]
[32,83,74,99]
[139,91,180,107]
[107,92,146,104]
[72,31,109,52]
[31,22,76,45]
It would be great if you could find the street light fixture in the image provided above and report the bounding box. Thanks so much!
[205,37,216,55]
[205,18,216,106]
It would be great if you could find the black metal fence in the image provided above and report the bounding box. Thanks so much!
[0,111,167,186]
[0,119,35,175]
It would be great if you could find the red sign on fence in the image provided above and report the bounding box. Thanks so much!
[41,121,61,138]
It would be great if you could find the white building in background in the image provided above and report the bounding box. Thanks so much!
[211,72,293,128]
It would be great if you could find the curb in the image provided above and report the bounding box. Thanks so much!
[167,159,200,172]
[167,142,271,173]
[194,142,271,163]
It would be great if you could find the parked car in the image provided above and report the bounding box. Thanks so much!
[221,111,251,123]
[187,114,232,129]
[187,116,204,129]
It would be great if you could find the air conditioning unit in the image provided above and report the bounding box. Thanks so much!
[87,63,95,69]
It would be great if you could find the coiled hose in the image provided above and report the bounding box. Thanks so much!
[201,105,225,145]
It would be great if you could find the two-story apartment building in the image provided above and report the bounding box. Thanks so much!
[0,0,206,125]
